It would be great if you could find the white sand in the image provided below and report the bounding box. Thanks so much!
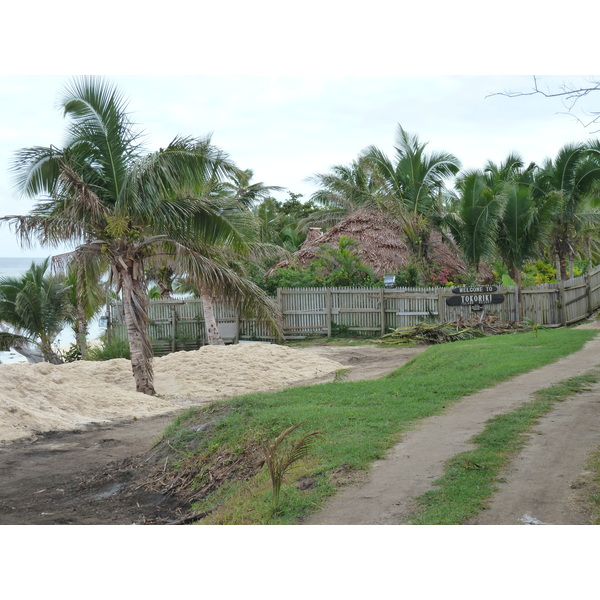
[0,343,344,443]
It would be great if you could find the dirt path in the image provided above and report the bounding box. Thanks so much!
[0,345,421,524]
[307,325,600,525]
[467,382,600,525]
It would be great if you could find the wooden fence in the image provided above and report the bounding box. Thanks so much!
[107,296,275,356]
[107,265,600,354]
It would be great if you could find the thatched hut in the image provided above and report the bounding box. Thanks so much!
[270,210,493,284]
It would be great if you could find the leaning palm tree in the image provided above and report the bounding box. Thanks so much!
[0,258,73,363]
[4,77,281,394]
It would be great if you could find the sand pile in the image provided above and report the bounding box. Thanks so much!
[0,343,344,443]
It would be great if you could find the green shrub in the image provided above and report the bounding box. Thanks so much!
[86,335,131,360]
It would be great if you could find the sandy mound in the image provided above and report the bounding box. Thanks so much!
[0,343,344,443]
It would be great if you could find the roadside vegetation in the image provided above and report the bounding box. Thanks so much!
[586,447,600,524]
[145,327,597,524]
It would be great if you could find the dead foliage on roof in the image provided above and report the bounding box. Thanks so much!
[270,209,493,282]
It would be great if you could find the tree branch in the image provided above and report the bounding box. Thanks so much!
[487,76,600,132]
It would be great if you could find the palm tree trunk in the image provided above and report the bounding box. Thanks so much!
[510,267,524,322]
[13,343,46,363]
[560,253,569,281]
[0,325,46,363]
[200,286,224,345]
[119,264,156,395]
[75,304,88,360]
[568,256,575,280]
[555,254,562,281]
[38,331,63,364]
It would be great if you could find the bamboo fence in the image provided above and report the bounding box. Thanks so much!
[107,265,600,354]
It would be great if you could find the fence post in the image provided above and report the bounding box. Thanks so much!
[437,288,444,322]
[171,304,177,353]
[558,281,567,326]
[276,288,283,339]
[380,287,386,335]
[585,273,592,317]
[326,288,332,338]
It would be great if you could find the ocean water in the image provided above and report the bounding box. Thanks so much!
[0,257,103,364]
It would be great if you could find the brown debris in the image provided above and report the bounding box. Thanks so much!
[270,209,493,282]
[381,315,529,345]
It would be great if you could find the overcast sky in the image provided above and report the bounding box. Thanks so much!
[1,74,599,257]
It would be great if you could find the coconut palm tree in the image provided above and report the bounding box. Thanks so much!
[360,126,461,260]
[64,252,107,359]
[219,168,284,208]
[495,177,558,318]
[306,157,381,228]
[4,77,281,394]
[307,127,461,263]
[536,142,600,279]
[444,170,503,272]
[0,258,72,363]
[444,154,536,273]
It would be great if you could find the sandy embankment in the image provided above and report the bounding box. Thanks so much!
[0,343,344,443]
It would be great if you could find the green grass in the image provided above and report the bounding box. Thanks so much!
[406,371,600,524]
[585,447,600,524]
[156,328,597,524]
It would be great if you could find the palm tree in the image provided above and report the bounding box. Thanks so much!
[495,178,557,317]
[445,154,535,274]
[361,126,461,260]
[445,170,503,272]
[219,168,284,208]
[63,252,106,359]
[306,127,461,263]
[4,77,281,394]
[306,157,381,228]
[536,142,600,279]
[0,258,72,363]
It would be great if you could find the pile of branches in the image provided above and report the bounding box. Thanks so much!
[381,316,530,346]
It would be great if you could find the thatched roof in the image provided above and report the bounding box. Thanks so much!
[270,209,493,282]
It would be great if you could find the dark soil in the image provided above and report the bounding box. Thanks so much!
[0,414,185,524]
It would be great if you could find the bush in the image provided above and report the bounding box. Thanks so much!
[394,264,420,287]
[86,335,131,360]
[522,261,556,285]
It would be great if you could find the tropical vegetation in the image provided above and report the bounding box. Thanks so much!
[3,76,282,392]
[0,258,72,363]
[3,76,600,376]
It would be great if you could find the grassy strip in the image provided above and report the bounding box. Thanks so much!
[585,448,600,525]
[406,370,600,525]
[159,328,597,524]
